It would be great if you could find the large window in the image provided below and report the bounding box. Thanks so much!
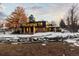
[38,22,42,26]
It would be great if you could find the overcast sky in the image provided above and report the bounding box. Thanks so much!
[0,3,73,25]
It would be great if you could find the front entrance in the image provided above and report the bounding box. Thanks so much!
[19,26,36,34]
[29,26,35,34]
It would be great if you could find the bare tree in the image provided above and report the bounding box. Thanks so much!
[51,21,57,26]
[66,4,79,32]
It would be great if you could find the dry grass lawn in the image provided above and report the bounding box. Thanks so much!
[0,42,78,56]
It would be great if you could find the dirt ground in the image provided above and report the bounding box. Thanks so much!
[0,42,78,56]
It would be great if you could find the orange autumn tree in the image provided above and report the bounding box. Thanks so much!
[6,6,28,29]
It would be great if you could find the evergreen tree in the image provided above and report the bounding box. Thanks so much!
[60,19,66,28]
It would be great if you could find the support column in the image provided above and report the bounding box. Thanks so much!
[29,27,31,34]
[23,27,26,34]
[26,28,28,33]
[33,26,35,34]
[54,27,56,32]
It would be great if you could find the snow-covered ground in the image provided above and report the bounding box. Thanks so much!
[0,32,79,46]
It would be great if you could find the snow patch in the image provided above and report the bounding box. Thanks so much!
[41,43,46,46]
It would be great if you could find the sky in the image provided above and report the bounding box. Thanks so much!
[0,3,73,25]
